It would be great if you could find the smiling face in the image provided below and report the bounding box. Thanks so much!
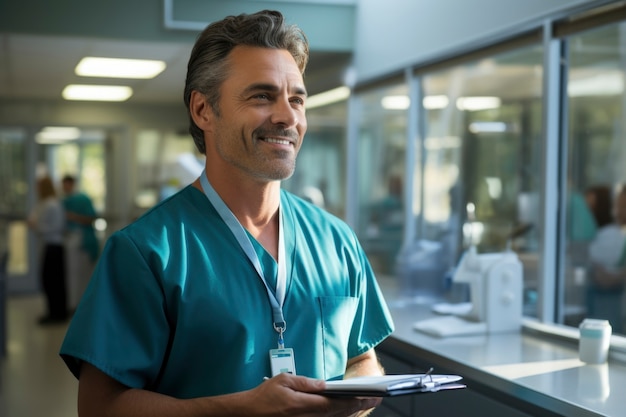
[203,46,308,183]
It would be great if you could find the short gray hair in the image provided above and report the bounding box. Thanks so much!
[183,10,309,154]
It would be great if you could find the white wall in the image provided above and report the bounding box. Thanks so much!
[353,0,598,83]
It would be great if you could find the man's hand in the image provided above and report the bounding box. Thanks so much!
[247,373,381,417]
[343,349,385,416]
[78,362,380,417]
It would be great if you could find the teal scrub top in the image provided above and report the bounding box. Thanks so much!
[60,186,394,399]
[63,192,100,261]
[568,192,597,242]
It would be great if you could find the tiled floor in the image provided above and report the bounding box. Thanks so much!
[0,294,78,417]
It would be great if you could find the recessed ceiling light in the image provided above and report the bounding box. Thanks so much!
[423,95,449,110]
[62,84,133,101]
[456,96,501,111]
[568,71,624,97]
[75,57,166,79]
[468,121,509,133]
[306,86,350,109]
[381,95,410,110]
[35,126,81,144]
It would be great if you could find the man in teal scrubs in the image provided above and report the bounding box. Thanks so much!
[61,174,99,310]
[60,10,394,416]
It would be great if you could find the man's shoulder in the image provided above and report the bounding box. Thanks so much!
[282,190,338,218]
[281,190,354,234]
[64,191,93,207]
[119,186,205,233]
[65,191,88,201]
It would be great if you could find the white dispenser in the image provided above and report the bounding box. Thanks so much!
[414,246,523,337]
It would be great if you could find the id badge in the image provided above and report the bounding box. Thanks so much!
[269,348,296,376]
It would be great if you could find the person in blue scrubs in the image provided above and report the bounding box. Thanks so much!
[61,174,99,311]
[60,9,394,417]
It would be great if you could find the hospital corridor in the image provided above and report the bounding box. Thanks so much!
[0,295,78,417]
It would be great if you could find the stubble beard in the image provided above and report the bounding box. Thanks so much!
[217,129,298,182]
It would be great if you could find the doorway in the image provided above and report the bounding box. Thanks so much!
[0,126,106,294]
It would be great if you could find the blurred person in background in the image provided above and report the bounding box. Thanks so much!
[61,174,99,311]
[587,184,626,332]
[27,176,67,325]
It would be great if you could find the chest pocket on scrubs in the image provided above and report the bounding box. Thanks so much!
[317,296,358,380]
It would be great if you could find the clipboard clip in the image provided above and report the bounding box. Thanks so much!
[418,367,466,392]
[418,367,437,390]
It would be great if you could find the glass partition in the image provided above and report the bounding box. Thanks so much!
[283,100,348,218]
[346,9,626,341]
[354,83,409,276]
[399,46,544,310]
[564,21,626,334]
[134,130,204,212]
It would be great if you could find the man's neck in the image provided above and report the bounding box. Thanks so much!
[193,169,281,259]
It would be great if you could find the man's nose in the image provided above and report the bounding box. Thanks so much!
[270,97,299,127]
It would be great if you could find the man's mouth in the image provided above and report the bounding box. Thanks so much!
[263,137,292,145]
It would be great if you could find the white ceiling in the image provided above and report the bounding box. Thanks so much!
[0,32,351,105]
[0,33,192,104]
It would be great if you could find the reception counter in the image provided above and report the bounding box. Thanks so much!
[373,295,626,417]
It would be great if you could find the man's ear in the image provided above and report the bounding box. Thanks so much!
[189,91,214,132]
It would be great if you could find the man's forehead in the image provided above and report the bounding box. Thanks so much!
[226,46,304,83]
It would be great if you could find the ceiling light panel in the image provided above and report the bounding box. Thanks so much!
[62,84,133,101]
[456,96,501,111]
[35,126,81,144]
[381,95,410,110]
[75,57,166,79]
[306,86,351,109]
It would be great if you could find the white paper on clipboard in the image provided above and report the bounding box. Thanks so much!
[322,373,466,397]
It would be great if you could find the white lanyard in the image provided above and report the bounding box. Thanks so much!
[199,171,288,348]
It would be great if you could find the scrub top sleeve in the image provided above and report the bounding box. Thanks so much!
[75,193,97,217]
[347,232,395,359]
[60,231,170,389]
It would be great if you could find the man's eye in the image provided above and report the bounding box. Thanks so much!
[291,97,305,105]
[254,94,270,100]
